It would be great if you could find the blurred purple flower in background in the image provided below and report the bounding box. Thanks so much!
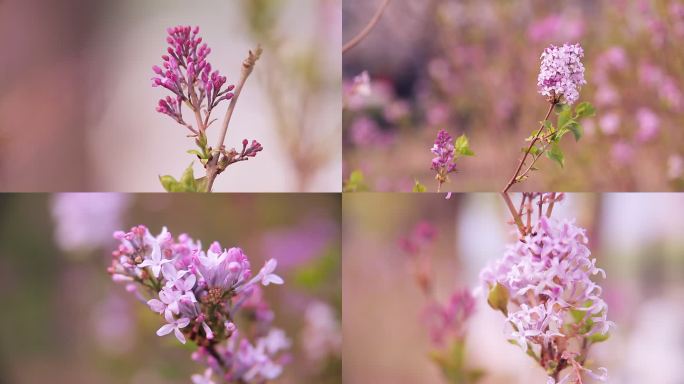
[300,301,342,363]
[635,107,660,142]
[51,193,129,254]
[611,140,635,165]
[423,289,475,346]
[537,43,586,105]
[261,217,337,270]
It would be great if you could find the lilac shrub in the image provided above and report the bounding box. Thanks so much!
[152,26,263,192]
[108,225,288,383]
[481,195,612,383]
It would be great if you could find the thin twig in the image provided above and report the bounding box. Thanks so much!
[342,0,391,54]
[205,46,263,192]
[501,192,526,237]
[502,102,556,193]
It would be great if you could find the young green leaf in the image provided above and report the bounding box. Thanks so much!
[454,134,475,157]
[546,143,565,168]
[159,175,179,192]
[567,121,583,141]
[179,163,197,191]
[575,101,596,119]
[557,105,573,131]
[413,180,427,192]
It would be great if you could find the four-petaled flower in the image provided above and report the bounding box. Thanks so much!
[138,241,170,278]
[157,311,191,344]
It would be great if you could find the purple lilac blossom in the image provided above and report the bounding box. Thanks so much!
[537,43,587,105]
[108,225,287,383]
[430,129,458,184]
[480,216,613,383]
[152,26,235,124]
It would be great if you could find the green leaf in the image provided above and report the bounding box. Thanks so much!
[467,369,486,383]
[542,120,553,130]
[575,101,596,119]
[529,145,543,156]
[195,176,209,193]
[187,149,203,158]
[554,103,569,114]
[546,143,565,168]
[159,175,179,192]
[454,134,475,157]
[567,121,583,141]
[179,163,197,191]
[343,170,369,192]
[413,180,427,192]
[557,105,573,131]
[588,332,610,343]
[487,283,509,316]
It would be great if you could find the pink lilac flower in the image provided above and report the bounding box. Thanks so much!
[527,15,585,43]
[668,154,683,180]
[301,301,342,362]
[635,107,660,142]
[192,368,216,384]
[480,216,613,383]
[611,140,635,165]
[152,26,235,124]
[157,311,191,344]
[351,71,371,97]
[431,129,458,184]
[423,289,475,345]
[537,43,586,105]
[598,112,620,135]
[108,225,288,383]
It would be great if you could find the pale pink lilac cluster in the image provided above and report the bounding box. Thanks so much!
[430,129,458,186]
[108,225,288,383]
[480,216,613,383]
[537,43,586,105]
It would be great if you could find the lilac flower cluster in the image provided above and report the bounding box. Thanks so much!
[423,289,475,345]
[537,43,587,105]
[108,225,288,383]
[480,216,612,383]
[152,26,235,127]
[430,129,458,188]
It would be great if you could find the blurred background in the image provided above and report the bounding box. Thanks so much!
[0,193,341,383]
[343,0,684,191]
[0,0,341,192]
[343,193,684,383]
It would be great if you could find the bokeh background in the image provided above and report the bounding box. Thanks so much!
[0,193,341,383]
[343,0,684,191]
[0,0,341,192]
[343,193,684,383]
